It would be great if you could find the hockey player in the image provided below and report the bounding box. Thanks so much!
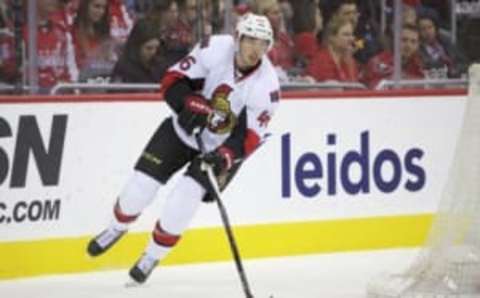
[87,12,280,284]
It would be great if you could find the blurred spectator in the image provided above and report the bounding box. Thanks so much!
[111,18,160,84]
[324,0,381,64]
[385,0,420,19]
[420,0,450,26]
[378,2,421,62]
[458,17,480,65]
[0,1,10,29]
[363,24,424,89]
[278,0,293,33]
[235,0,253,16]
[305,15,359,83]
[179,0,198,31]
[2,0,75,91]
[229,1,253,35]
[63,0,80,25]
[146,0,193,80]
[148,0,192,51]
[0,1,13,85]
[331,0,359,25]
[130,0,156,17]
[255,0,295,80]
[72,0,118,82]
[204,0,224,34]
[353,1,382,64]
[402,4,417,26]
[402,0,421,7]
[291,0,323,69]
[382,1,419,30]
[123,0,137,16]
[177,0,205,44]
[109,0,134,42]
[65,0,133,41]
[417,8,467,78]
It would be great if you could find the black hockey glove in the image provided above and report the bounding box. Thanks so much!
[202,146,235,176]
[185,146,239,203]
[178,94,212,135]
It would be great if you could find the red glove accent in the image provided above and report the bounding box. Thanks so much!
[217,146,235,171]
[178,94,213,135]
[184,94,213,115]
[203,145,236,175]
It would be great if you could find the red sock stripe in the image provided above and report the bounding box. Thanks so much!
[113,201,139,223]
[152,222,181,247]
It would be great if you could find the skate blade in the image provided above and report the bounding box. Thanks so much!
[124,279,145,288]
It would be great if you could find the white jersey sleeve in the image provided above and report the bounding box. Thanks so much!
[243,62,280,155]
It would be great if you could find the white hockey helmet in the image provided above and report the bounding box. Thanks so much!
[236,13,274,51]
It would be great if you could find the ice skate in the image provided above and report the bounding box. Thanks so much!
[87,227,126,257]
[127,253,159,285]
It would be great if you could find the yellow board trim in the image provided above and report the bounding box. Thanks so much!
[0,214,433,280]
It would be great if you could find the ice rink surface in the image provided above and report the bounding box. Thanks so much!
[0,248,418,298]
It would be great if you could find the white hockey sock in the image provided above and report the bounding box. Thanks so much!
[117,170,162,219]
[160,175,206,235]
[144,238,172,260]
[144,175,206,260]
[109,217,129,231]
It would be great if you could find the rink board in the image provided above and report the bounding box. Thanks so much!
[0,91,465,279]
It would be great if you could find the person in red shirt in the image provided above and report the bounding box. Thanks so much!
[64,0,133,40]
[256,0,295,77]
[33,20,75,88]
[72,0,118,81]
[323,0,383,65]
[402,0,421,8]
[108,0,134,43]
[305,15,359,83]
[363,24,424,89]
[2,0,74,90]
[291,0,323,67]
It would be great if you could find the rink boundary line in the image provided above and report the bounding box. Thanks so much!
[0,213,433,280]
[0,89,466,104]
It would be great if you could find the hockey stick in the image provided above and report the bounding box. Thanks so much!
[194,132,255,298]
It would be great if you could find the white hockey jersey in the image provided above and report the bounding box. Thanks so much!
[166,35,281,155]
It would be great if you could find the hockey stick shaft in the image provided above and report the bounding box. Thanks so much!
[194,133,254,298]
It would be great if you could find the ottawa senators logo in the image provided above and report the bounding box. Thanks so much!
[208,84,237,134]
